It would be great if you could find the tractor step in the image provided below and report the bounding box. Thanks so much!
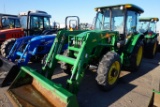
[68,47,80,52]
[55,54,76,65]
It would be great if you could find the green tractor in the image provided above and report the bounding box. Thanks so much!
[6,4,144,107]
[138,17,159,58]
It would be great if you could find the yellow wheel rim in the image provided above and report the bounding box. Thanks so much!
[153,42,157,55]
[108,61,120,85]
[136,46,143,66]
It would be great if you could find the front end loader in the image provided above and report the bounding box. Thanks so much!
[138,17,159,58]
[7,30,87,107]
[6,4,144,106]
[0,35,56,87]
[7,66,79,107]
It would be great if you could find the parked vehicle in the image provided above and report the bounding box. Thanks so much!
[1,10,54,57]
[138,17,159,58]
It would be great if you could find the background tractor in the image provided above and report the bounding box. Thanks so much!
[6,4,144,107]
[0,13,24,50]
[0,10,54,57]
[0,13,21,30]
[138,17,159,58]
[0,35,56,87]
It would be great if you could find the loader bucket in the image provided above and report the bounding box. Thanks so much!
[7,66,79,107]
[0,56,19,87]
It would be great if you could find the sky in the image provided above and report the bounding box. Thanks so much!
[1,0,160,30]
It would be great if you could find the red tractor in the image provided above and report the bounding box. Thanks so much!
[0,13,24,53]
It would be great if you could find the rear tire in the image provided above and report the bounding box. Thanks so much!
[1,38,16,57]
[96,51,121,91]
[144,41,158,58]
[130,40,143,71]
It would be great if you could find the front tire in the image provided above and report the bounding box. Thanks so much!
[96,51,121,91]
[1,38,16,57]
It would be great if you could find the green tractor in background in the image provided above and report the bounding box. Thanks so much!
[6,4,144,107]
[138,17,159,58]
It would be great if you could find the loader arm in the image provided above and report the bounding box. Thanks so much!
[7,35,55,66]
[51,30,118,93]
[42,30,88,78]
[7,36,34,62]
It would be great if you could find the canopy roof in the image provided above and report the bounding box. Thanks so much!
[95,4,144,14]
[139,17,159,22]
